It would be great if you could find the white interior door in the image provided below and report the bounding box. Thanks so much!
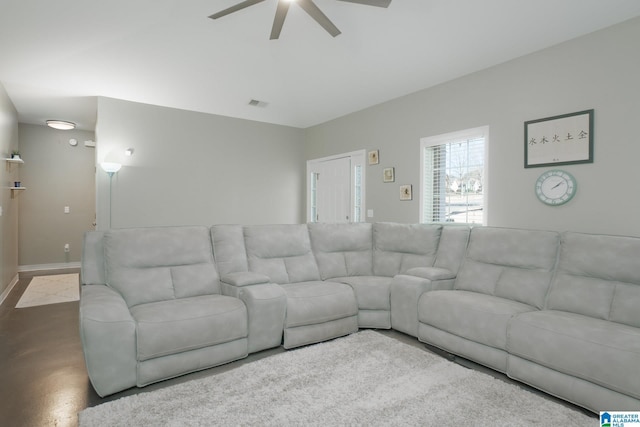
[307,150,366,223]
[310,157,351,223]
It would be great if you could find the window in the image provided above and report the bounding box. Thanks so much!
[420,126,488,224]
[353,164,363,222]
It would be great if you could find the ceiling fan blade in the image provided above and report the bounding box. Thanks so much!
[337,0,391,7]
[270,0,290,40]
[209,0,266,20]
[298,0,341,37]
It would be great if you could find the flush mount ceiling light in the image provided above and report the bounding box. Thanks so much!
[46,120,76,130]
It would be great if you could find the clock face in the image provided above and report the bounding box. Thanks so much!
[535,170,577,206]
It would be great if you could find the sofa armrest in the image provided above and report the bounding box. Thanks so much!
[240,284,287,353]
[221,281,286,353]
[390,273,455,337]
[79,284,137,397]
[221,272,271,287]
[405,267,455,281]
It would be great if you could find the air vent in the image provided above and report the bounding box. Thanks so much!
[248,99,268,108]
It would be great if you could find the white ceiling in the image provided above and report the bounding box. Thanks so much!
[1,0,640,130]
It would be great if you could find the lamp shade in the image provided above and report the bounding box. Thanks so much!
[100,162,122,174]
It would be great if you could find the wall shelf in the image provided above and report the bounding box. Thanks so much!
[5,157,24,173]
[10,187,26,198]
[5,158,24,164]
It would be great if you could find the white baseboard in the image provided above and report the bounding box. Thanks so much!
[18,262,81,273]
[0,273,20,307]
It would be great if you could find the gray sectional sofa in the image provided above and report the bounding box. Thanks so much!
[80,222,640,414]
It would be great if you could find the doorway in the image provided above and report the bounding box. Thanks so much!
[307,150,366,223]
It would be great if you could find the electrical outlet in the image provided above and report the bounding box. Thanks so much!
[64,206,70,214]
[64,243,70,253]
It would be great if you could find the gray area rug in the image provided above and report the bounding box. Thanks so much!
[79,331,594,426]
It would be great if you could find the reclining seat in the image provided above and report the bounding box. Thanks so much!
[80,226,248,396]
[418,227,559,373]
[308,222,444,329]
[507,232,640,412]
[243,224,359,349]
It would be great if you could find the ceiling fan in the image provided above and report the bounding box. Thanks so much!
[209,0,392,40]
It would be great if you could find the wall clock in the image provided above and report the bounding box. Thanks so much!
[535,170,577,206]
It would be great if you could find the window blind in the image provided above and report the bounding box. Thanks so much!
[422,134,485,224]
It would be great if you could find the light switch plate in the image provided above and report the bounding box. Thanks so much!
[64,206,70,214]
[367,209,374,218]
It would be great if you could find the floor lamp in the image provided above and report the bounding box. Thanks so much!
[100,162,122,229]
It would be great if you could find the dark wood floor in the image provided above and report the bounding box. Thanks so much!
[1,271,595,427]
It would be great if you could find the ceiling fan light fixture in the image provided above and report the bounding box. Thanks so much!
[46,120,76,130]
[210,0,389,39]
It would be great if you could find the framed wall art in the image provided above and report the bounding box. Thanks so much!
[368,150,379,165]
[524,109,594,168]
[399,184,412,201]
[383,167,395,182]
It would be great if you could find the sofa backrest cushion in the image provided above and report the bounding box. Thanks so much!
[373,223,442,277]
[104,226,220,307]
[455,227,559,309]
[244,224,321,284]
[308,223,373,279]
[211,225,249,275]
[547,232,640,327]
[81,230,106,285]
[433,225,471,275]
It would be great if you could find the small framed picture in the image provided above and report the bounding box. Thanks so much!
[383,167,395,183]
[399,184,412,201]
[368,150,379,165]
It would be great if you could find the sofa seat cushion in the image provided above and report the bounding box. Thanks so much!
[328,276,392,310]
[507,310,640,400]
[130,295,247,362]
[280,281,358,328]
[418,290,537,350]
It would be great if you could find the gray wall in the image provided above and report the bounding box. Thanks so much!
[95,97,306,229]
[0,83,19,298]
[305,17,640,237]
[18,124,96,266]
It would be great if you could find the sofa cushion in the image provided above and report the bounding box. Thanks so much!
[308,223,373,279]
[211,225,249,276]
[328,276,392,310]
[373,223,442,277]
[508,310,640,400]
[130,294,247,362]
[280,281,358,328]
[455,227,559,309]
[547,232,640,327]
[419,290,537,350]
[432,226,471,275]
[81,231,106,285]
[104,226,220,307]
[244,225,320,284]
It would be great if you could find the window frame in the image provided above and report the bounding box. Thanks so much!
[419,126,489,225]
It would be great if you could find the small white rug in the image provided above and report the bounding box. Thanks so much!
[15,273,79,308]
[79,331,594,426]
